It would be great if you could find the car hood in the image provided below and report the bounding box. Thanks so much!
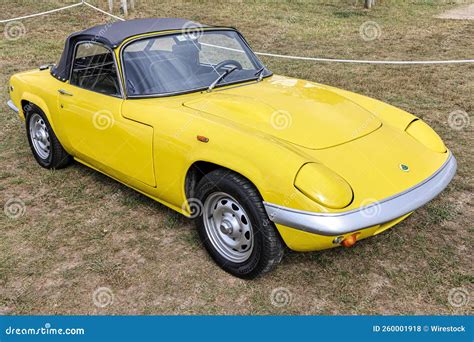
[182,75,382,149]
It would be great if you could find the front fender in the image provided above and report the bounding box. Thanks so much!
[180,119,331,216]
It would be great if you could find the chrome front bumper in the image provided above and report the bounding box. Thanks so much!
[7,100,19,113]
[264,153,457,236]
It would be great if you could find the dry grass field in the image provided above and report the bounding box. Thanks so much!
[0,0,472,315]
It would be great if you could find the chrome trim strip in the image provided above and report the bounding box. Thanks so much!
[264,153,457,236]
[7,100,19,113]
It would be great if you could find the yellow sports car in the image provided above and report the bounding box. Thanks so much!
[8,18,456,278]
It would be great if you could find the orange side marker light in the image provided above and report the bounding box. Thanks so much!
[197,135,209,143]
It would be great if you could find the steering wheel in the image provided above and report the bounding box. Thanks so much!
[215,59,243,72]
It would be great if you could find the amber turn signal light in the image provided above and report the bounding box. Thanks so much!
[197,135,209,143]
[341,233,359,248]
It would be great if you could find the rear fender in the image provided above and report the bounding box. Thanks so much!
[21,91,58,132]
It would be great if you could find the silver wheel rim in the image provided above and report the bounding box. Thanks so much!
[203,192,254,263]
[29,113,51,160]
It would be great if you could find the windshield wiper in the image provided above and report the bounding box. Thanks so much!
[207,66,238,92]
[254,66,266,82]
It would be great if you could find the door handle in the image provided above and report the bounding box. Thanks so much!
[58,89,73,96]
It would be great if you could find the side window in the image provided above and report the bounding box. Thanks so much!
[70,43,121,96]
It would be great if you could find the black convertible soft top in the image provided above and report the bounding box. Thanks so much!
[51,18,209,82]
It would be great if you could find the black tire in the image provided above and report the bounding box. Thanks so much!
[25,104,72,169]
[194,169,284,279]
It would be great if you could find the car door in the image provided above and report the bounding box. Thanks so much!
[56,41,156,187]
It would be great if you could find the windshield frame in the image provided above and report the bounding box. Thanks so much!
[119,28,271,98]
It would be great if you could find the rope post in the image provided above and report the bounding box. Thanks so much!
[108,0,113,12]
[130,0,135,10]
[365,0,375,9]
[121,0,128,16]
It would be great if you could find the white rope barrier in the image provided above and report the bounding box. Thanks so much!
[0,2,84,24]
[201,42,474,65]
[1,2,473,65]
[254,51,474,65]
[82,1,125,22]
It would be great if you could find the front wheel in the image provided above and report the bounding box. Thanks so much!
[194,169,284,279]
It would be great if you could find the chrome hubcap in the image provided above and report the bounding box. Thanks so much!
[203,192,254,263]
[29,113,51,160]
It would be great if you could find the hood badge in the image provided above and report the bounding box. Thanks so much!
[399,164,410,172]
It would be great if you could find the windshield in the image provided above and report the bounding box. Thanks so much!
[122,30,269,96]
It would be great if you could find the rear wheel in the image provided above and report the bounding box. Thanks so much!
[194,169,284,279]
[25,105,72,169]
